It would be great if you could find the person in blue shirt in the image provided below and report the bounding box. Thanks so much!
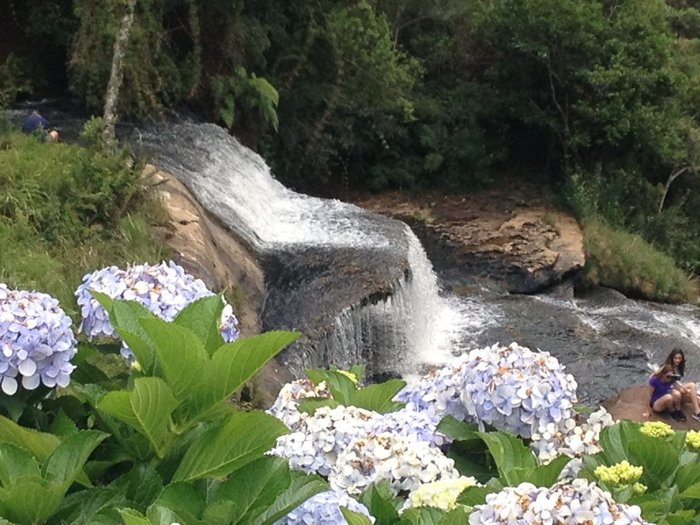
[649,364,685,421]
[22,110,49,134]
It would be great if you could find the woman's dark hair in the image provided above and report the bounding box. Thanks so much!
[664,348,686,376]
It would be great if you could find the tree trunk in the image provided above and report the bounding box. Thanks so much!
[102,0,137,150]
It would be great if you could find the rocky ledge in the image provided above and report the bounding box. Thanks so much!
[354,188,585,293]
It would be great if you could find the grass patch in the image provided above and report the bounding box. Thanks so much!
[581,217,698,304]
[0,131,170,319]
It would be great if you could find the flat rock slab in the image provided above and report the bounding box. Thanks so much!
[602,385,700,431]
[354,189,585,293]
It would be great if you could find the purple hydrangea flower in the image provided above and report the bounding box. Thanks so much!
[274,490,374,525]
[0,284,77,394]
[75,261,240,358]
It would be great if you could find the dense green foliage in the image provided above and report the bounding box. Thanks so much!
[4,0,700,282]
[0,129,168,318]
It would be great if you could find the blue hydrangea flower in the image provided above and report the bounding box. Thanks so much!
[460,342,578,438]
[0,284,77,394]
[75,261,240,358]
[366,408,450,448]
[274,490,374,525]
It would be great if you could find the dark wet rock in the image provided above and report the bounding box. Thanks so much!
[355,190,585,294]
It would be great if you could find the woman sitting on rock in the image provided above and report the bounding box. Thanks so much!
[663,348,700,421]
[649,364,685,421]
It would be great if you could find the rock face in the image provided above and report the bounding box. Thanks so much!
[355,189,585,293]
[148,165,293,404]
[603,385,700,431]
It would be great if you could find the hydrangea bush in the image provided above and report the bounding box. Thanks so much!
[267,378,332,430]
[274,490,374,525]
[469,479,651,524]
[75,261,240,358]
[0,283,77,394]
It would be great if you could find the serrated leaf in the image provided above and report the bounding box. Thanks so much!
[153,482,205,520]
[675,463,700,493]
[52,486,128,525]
[0,444,40,486]
[437,416,480,441]
[43,430,107,490]
[341,508,374,525]
[456,486,497,507]
[478,431,537,485]
[105,299,159,373]
[350,379,406,413]
[193,331,300,417]
[98,378,179,457]
[599,421,634,464]
[0,414,60,462]
[398,506,447,525]
[110,464,164,509]
[249,472,328,525]
[527,455,570,487]
[439,507,470,524]
[360,482,401,524]
[216,456,291,523]
[173,295,226,355]
[139,318,207,402]
[118,508,152,525]
[173,410,287,482]
[628,433,679,490]
[0,477,64,523]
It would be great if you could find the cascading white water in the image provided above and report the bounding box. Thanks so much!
[142,122,499,376]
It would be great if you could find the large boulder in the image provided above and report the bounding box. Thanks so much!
[355,189,585,293]
[148,165,293,404]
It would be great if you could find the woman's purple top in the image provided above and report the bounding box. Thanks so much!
[649,375,675,405]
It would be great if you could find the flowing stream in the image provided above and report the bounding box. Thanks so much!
[24,114,689,407]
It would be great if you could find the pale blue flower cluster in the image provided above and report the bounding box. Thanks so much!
[469,479,650,524]
[75,261,240,357]
[396,364,472,421]
[274,490,374,525]
[460,342,578,438]
[0,284,77,395]
[365,408,450,448]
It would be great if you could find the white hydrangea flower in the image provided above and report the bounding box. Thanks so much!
[403,476,480,511]
[469,478,651,524]
[267,379,331,430]
[268,405,378,476]
[530,407,615,464]
[460,342,578,438]
[329,433,458,495]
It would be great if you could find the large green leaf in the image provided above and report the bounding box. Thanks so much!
[0,414,60,462]
[216,456,291,522]
[437,416,480,441]
[246,472,328,525]
[0,478,64,524]
[478,431,537,486]
[118,508,152,525]
[193,331,300,417]
[139,318,207,402]
[96,294,158,373]
[526,455,570,487]
[98,378,179,457]
[628,434,679,490]
[43,430,107,490]
[152,482,205,522]
[350,379,406,413]
[0,444,40,486]
[398,506,448,525]
[340,508,374,525]
[676,463,700,493]
[173,410,288,482]
[173,295,226,355]
[360,482,401,525]
[599,421,636,464]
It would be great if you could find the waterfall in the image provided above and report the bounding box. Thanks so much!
[139,121,477,377]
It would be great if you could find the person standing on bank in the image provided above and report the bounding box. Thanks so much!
[663,348,700,421]
[649,364,685,421]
